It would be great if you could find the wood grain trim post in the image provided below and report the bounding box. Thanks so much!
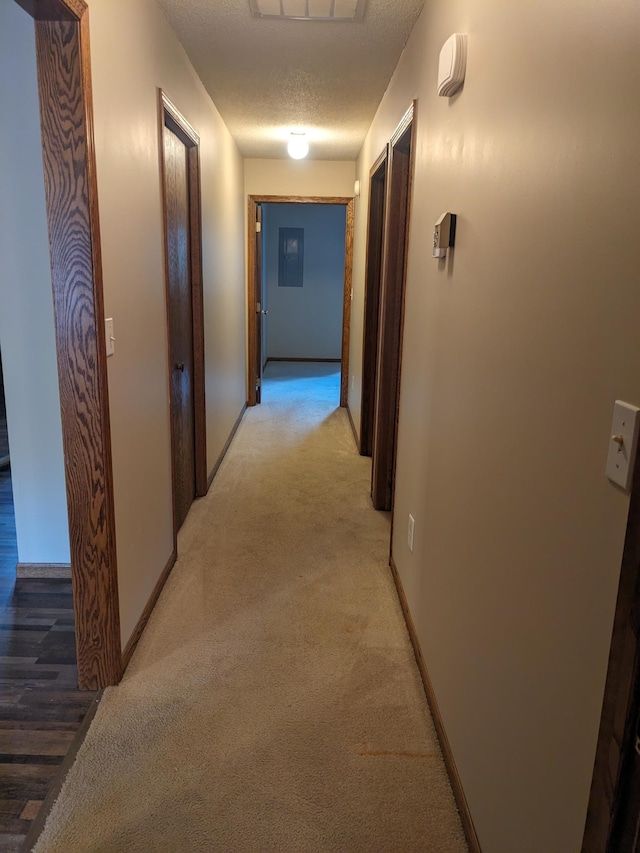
[582,438,640,852]
[340,198,354,407]
[389,556,482,853]
[34,6,122,689]
[158,91,207,539]
[247,195,354,407]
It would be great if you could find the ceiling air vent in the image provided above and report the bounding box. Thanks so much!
[249,0,366,22]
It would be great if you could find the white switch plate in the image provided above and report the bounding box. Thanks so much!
[606,400,640,491]
[105,318,115,357]
[407,514,415,552]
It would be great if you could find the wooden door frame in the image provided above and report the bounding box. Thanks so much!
[583,441,640,851]
[359,147,389,457]
[371,102,417,511]
[247,195,355,408]
[254,202,264,403]
[12,0,121,688]
[158,91,207,543]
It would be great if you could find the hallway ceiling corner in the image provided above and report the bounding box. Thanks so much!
[156,0,425,160]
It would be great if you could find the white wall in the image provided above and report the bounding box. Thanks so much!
[245,159,355,198]
[0,0,70,566]
[348,2,640,851]
[87,0,246,647]
[263,203,345,360]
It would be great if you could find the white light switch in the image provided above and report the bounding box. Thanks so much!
[606,400,640,491]
[105,318,115,357]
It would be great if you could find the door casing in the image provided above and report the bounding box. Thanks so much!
[360,147,389,457]
[13,0,121,689]
[583,437,640,851]
[371,103,417,512]
[158,91,207,544]
[247,195,355,408]
[254,202,264,402]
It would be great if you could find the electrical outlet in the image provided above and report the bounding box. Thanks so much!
[407,514,415,552]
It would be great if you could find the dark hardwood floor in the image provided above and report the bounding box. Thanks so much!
[0,453,97,852]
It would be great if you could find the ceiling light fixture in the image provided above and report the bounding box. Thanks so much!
[287,132,309,159]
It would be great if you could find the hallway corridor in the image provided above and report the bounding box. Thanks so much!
[32,362,466,852]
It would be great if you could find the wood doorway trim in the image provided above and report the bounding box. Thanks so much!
[158,91,207,543]
[13,0,121,688]
[359,146,389,458]
[371,102,417,511]
[583,442,640,851]
[247,195,355,408]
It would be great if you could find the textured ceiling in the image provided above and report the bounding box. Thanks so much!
[156,0,425,160]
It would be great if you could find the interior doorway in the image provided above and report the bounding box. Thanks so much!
[370,103,417,512]
[159,93,207,537]
[258,201,347,406]
[247,195,355,408]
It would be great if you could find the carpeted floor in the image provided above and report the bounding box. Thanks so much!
[33,361,468,852]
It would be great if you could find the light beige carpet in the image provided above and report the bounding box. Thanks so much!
[33,362,468,852]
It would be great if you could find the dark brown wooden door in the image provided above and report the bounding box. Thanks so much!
[163,123,195,530]
[254,202,263,403]
[371,109,415,511]
[611,739,640,851]
[360,151,388,457]
[584,447,640,852]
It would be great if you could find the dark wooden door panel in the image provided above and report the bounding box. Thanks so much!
[611,747,640,851]
[163,125,195,531]
[255,203,263,403]
[583,444,640,851]
[360,150,388,458]
[371,109,415,512]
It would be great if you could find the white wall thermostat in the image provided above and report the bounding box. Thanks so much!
[438,33,468,97]
[432,212,457,259]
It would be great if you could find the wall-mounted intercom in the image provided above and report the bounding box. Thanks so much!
[432,212,457,259]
